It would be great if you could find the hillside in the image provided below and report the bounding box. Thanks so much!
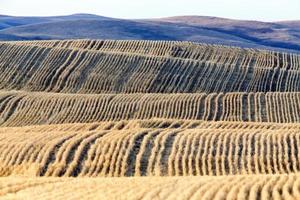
[156,16,300,50]
[1,91,300,126]
[0,14,109,30]
[1,40,300,199]
[1,40,300,94]
[1,121,300,177]
[1,175,300,199]
[1,14,300,52]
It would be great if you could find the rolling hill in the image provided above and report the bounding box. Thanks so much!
[1,175,300,199]
[1,14,300,52]
[1,39,300,199]
[1,40,300,94]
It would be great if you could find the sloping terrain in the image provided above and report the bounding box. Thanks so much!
[0,14,108,30]
[1,14,300,52]
[1,175,300,199]
[156,16,300,51]
[1,91,300,126]
[0,122,300,177]
[0,40,300,199]
[0,40,300,93]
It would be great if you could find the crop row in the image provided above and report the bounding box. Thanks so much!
[1,119,299,133]
[8,39,300,71]
[1,91,300,126]
[0,128,300,177]
[0,43,300,93]
[0,174,300,199]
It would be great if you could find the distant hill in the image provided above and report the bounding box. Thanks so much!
[0,14,109,30]
[0,14,300,52]
[156,16,300,52]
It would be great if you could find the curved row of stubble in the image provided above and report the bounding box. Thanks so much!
[1,91,300,126]
[0,174,299,199]
[0,124,300,177]
[1,119,299,133]
[0,41,300,94]
[1,40,300,199]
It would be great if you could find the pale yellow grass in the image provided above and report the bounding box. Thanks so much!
[0,174,300,200]
[2,91,300,127]
[0,122,300,177]
[1,39,300,199]
[0,41,299,94]
[1,119,300,133]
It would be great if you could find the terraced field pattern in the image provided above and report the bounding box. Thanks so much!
[0,39,300,199]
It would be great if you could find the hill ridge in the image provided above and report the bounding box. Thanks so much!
[0,39,300,199]
[1,14,300,52]
[0,40,300,94]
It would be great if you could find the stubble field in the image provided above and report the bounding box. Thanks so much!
[0,40,300,199]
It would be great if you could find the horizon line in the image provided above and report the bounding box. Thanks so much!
[0,13,299,23]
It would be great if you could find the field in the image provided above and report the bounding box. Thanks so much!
[1,175,300,199]
[1,40,300,93]
[0,39,300,199]
[1,122,300,177]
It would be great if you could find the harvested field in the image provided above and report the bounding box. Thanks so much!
[0,124,300,177]
[0,174,300,200]
[1,39,300,199]
[1,91,300,126]
[2,119,300,132]
[0,41,300,93]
